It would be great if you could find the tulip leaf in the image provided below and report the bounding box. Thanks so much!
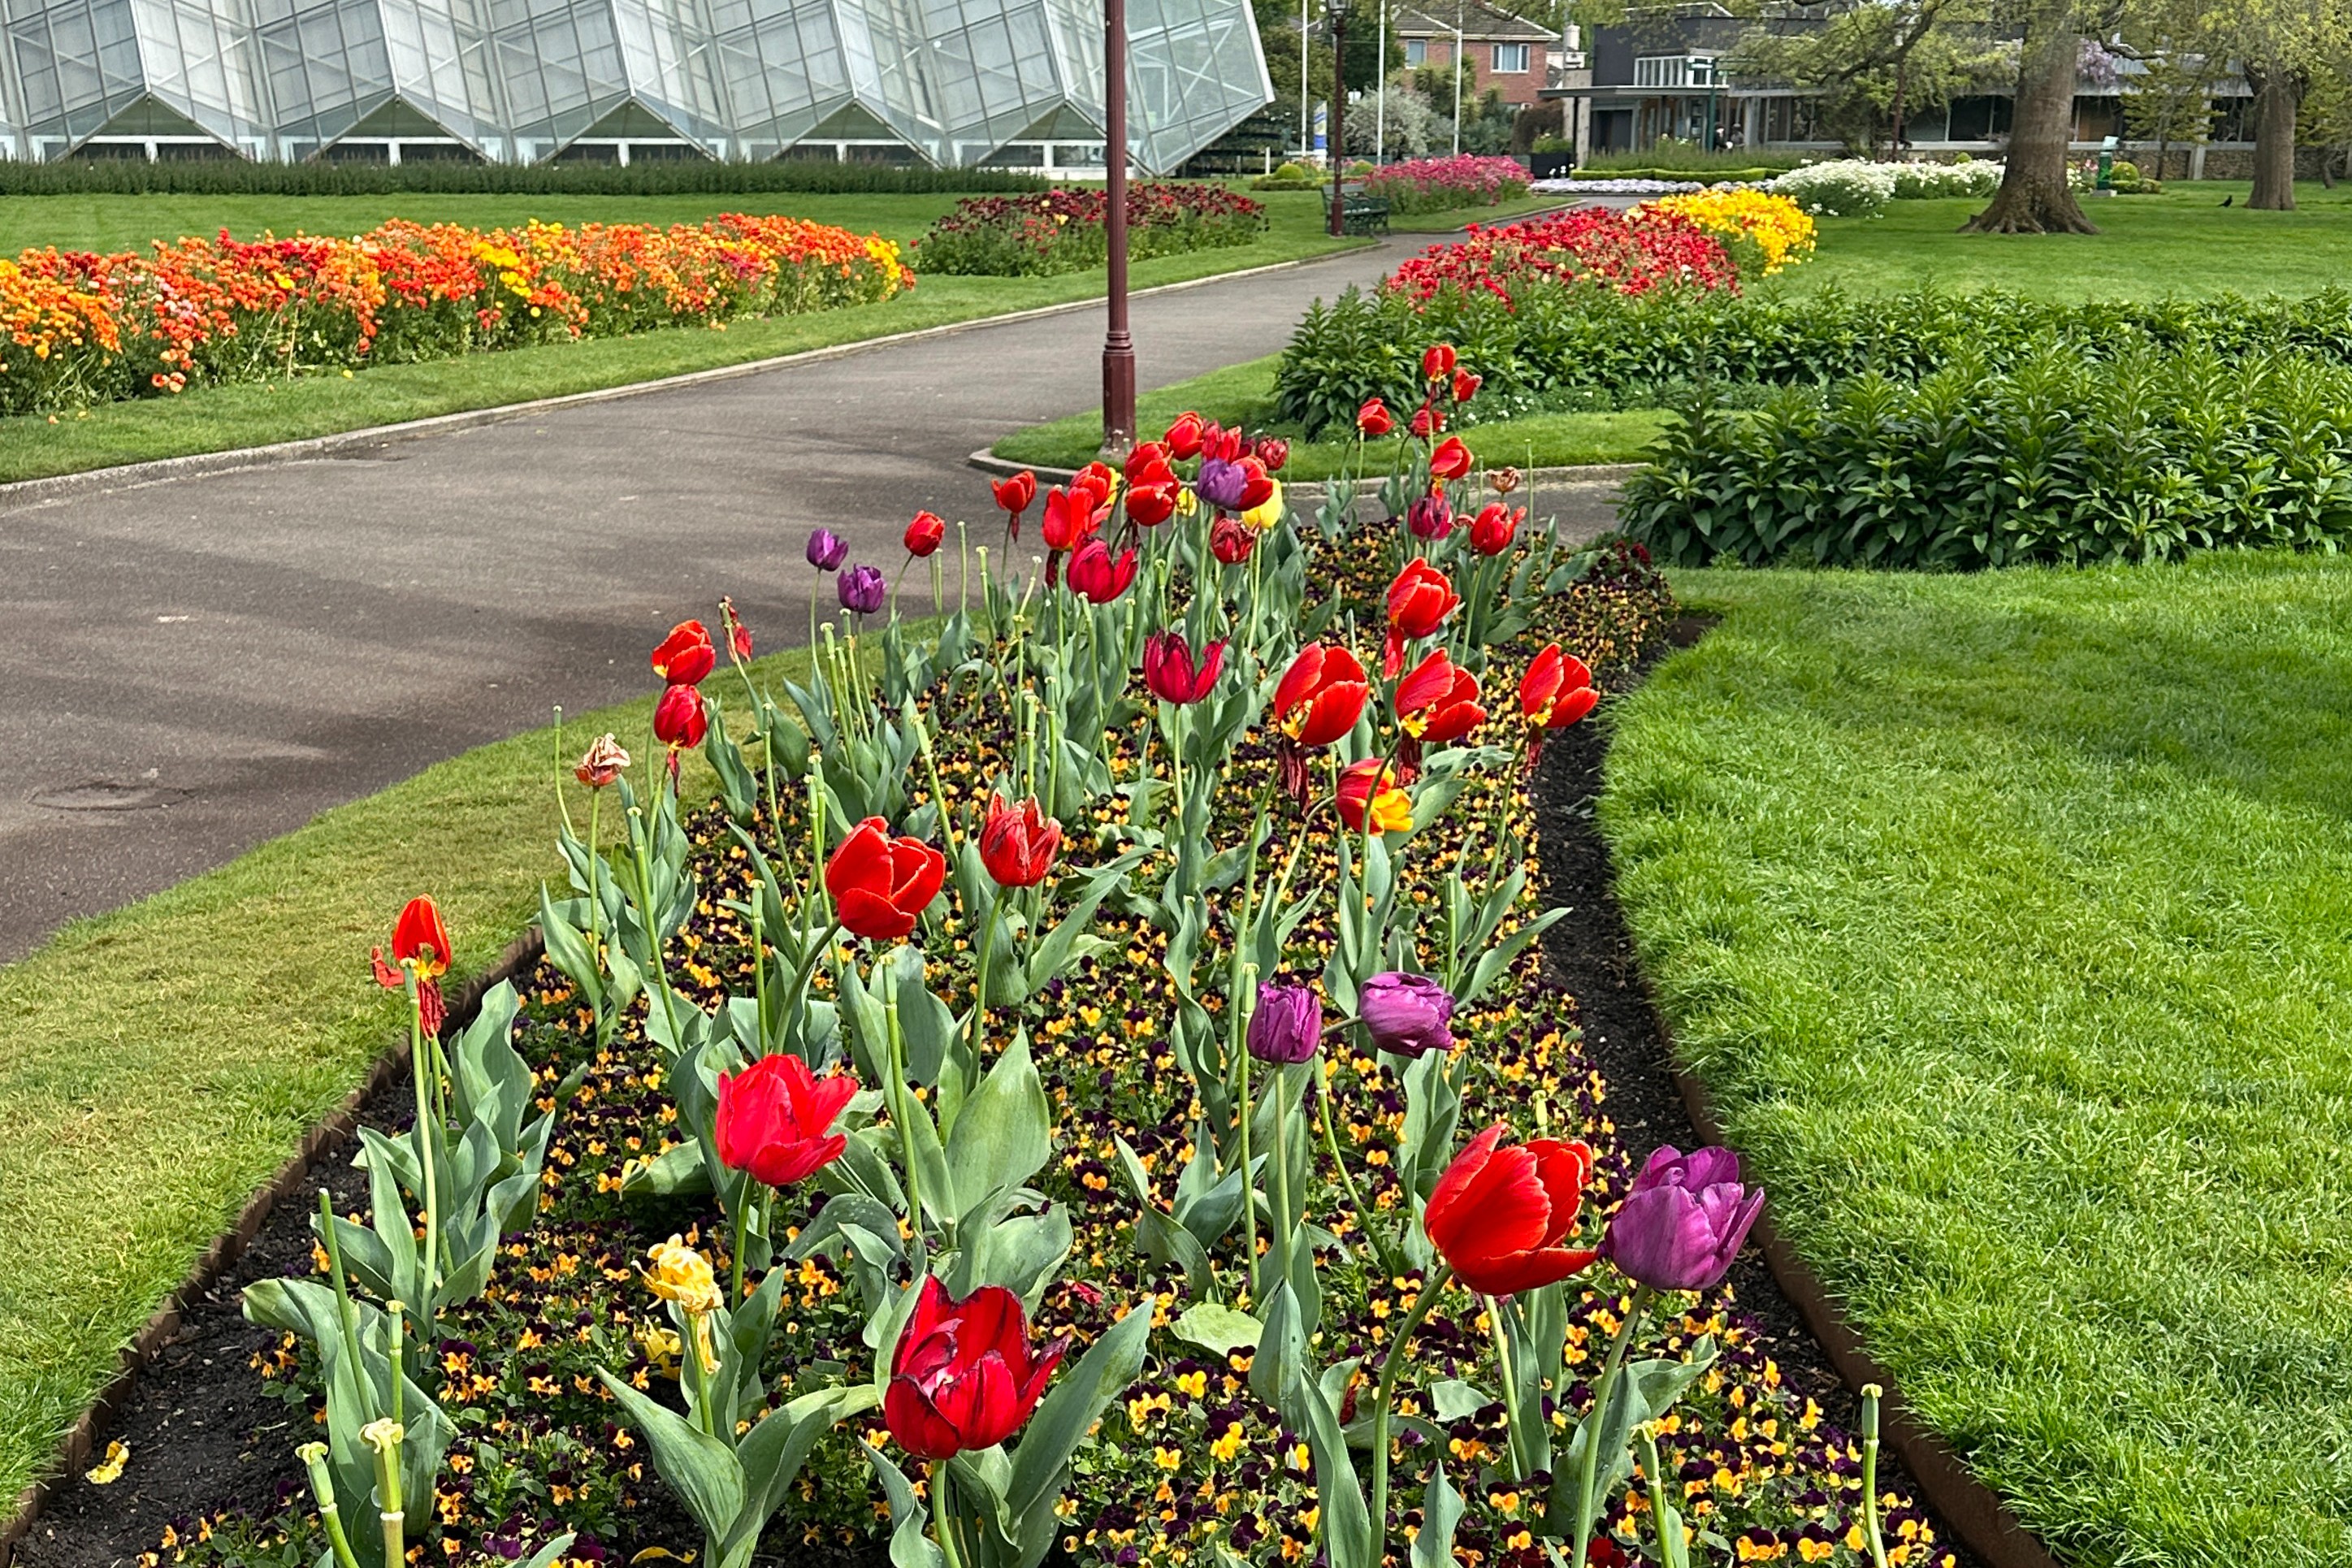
[1173,1302,1263,1356]
[594,1368,746,1544]
[949,1202,1072,1306]
[891,957,956,1089]
[1460,907,1568,1013]
[1003,1297,1152,1525]
[862,1446,945,1568]
[620,1139,712,1199]
[724,1383,881,1562]
[1410,1458,1466,1568]
[703,695,760,825]
[1549,1336,1720,1529]
[1429,1378,1497,1423]
[944,1032,1050,1224]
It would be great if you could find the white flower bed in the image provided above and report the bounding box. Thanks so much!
[1529,176,1705,194]
[1769,158,2006,216]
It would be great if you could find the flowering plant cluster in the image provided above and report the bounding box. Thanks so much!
[1358,155,1533,215]
[0,211,910,417]
[160,348,1956,1568]
[1385,207,1741,307]
[1766,160,1903,218]
[914,184,1267,276]
[1648,189,1816,278]
[1530,177,1709,195]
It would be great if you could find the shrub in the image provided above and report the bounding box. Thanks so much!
[1769,158,1899,216]
[0,212,910,416]
[0,158,1046,197]
[1888,159,2005,197]
[912,184,1265,275]
[1579,141,1806,175]
[1648,188,1816,276]
[1358,154,1531,214]
[1618,348,2352,569]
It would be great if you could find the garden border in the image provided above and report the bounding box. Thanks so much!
[0,929,546,1568]
[0,250,1362,512]
[964,448,1646,492]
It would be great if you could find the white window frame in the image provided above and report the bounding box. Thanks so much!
[1403,37,1426,64]
[1492,41,1529,72]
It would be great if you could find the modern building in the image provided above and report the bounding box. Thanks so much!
[0,0,1272,168]
[1390,0,1551,108]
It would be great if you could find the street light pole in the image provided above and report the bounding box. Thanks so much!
[1100,0,1135,458]
[1327,0,1347,235]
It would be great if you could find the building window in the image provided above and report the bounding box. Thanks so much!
[1492,42,1528,73]
[1403,37,1425,65]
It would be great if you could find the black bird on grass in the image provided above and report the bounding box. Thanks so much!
[2221,194,2234,206]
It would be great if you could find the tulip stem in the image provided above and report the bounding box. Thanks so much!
[729,1175,756,1306]
[1234,1014,1259,1306]
[931,1462,969,1568]
[1860,1384,1891,1568]
[552,706,574,838]
[886,993,925,1232]
[968,886,1007,1075]
[1311,1056,1401,1280]
[317,1189,376,1421]
[405,968,442,1342]
[1569,1285,1652,1568]
[1369,1263,1453,1546]
[584,787,606,1042]
[1267,1055,1295,1275]
[1486,1294,1535,1481]
[629,808,684,1053]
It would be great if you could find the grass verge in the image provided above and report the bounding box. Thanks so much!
[1385,193,1585,232]
[0,193,1365,486]
[0,653,812,1513]
[1601,554,2352,1567]
[990,353,1667,474]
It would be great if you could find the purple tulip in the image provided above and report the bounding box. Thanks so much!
[1248,981,1323,1064]
[1600,1145,1764,1294]
[806,527,849,571]
[1358,971,1454,1059]
[838,564,887,615]
[1406,492,1453,540]
[1194,457,1248,512]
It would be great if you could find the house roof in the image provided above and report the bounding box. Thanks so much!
[1390,1,1555,42]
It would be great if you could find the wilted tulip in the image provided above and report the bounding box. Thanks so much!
[1451,369,1482,405]
[1429,435,1473,483]
[1520,644,1599,734]
[980,793,1062,888]
[654,682,707,751]
[1249,981,1323,1064]
[806,527,849,572]
[884,1276,1068,1459]
[1209,513,1257,565]
[1396,649,1485,745]
[1427,1124,1597,1297]
[1422,343,1458,383]
[1143,630,1226,704]
[838,565,887,615]
[904,510,946,557]
[1489,466,1522,495]
[1358,971,1455,1058]
[370,894,451,1030]
[650,620,717,686]
[1336,759,1412,834]
[1406,492,1453,540]
[716,1054,858,1188]
[719,597,754,661]
[643,1235,726,1315]
[1275,643,1370,748]
[824,816,946,942]
[1384,557,1461,673]
[1253,435,1291,473]
[1410,404,1445,440]
[1468,502,1523,557]
[1164,410,1206,460]
[1126,482,1179,527]
[1066,539,1138,604]
[1599,1146,1765,1294]
[574,733,630,788]
[1357,398,1395,437]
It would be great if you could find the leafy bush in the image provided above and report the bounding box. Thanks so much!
[1570,167,1780,184]
[1888,158,2005,197]
[0,158,1046,197]
[1579,140,1806,175]
[912,184,1265,275]
[1358,154,1531,214]
[1769,159,1899,216]
[1618,348,2352,568]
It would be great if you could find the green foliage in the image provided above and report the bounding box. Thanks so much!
[1617,349,2352,569]
[1273,279,2352,437]
[1578,143,1807,175]
[0,158,1047,197]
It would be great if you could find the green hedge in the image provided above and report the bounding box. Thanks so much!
[1616,349,2352,569]
[1566,167,1779,183]
[0,158,1048,197]
[1273,282,2352,436]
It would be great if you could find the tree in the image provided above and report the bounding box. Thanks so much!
[1961,0,2097,233]
[1728,0,2006,155]
[1260,0,1396,150]
[2212,0,2352,210]
[2302,54,2352,185]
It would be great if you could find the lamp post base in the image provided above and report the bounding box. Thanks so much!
[1099,340,1137,463]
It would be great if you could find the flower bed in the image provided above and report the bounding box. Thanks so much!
[912,184,1267,276]
[69,352,1960,1568]
[1358,155,1532,215]
[0,213,911,417]
[1646,190,1815,279]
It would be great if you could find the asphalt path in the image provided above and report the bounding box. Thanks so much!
[0,232,1612,963]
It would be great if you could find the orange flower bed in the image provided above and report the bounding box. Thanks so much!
[0,212,912,417]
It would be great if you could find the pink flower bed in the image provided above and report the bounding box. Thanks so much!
[1359,154,1532,214]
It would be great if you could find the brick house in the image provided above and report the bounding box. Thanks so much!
[1391,0,1557,108]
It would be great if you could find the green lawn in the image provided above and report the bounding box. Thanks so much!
[0,191,1363,485]
[1602,555,2352,1568]
[991,352,1666,474]
[1777,181,2352,299]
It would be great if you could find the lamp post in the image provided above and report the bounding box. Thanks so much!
[1100,0,1135,458]
[1326,0,1348,236]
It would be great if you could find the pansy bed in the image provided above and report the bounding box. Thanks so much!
[38,357,1960,1568]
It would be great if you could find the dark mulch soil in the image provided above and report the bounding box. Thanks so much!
[15,608,1974,1568]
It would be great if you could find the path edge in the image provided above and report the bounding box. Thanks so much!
[0,930,546,1568]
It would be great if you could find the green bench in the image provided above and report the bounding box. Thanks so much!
[1319,181,1392,236]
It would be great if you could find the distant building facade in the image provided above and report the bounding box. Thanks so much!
[1392,0,1553,108]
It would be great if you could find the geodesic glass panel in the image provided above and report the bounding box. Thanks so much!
[1127,0,1267,171]
[6,0,155,146]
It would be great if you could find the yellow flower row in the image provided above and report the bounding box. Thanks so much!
[1650,189,1817,277]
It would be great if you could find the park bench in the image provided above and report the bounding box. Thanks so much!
[1319,181,1391,236]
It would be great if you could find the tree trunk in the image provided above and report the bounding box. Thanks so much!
[2245,63,2301,210]
[1962,11,2098,233]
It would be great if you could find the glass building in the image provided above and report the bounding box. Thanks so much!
[0,0,1269,169]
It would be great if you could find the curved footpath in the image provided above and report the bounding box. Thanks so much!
[0,235,1617,965]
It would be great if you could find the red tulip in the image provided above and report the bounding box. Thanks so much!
[1164,411,1206,460]
[1124,440,1173,484]
[1198,422,1245,462]
[1396,649,1485,745]
[991,470,1037,535]
[1274,643,1370,748]
[884,1276,1068,1460]
[370,894,453,1033]
[904,510,946,557]
[1235,456,1276,511]
[1429,436,1473,483]
[1126,481,1179,527]
[1336,759,1413,834]
[1422,343,1458,383]
[1410,404,1445,440]
[1425,1123,1598,1297]
[1065,539,1138,604]
[1520,644,1599,731]
[1468,502,1523,557]
[1383,558,1460,674]
[1209,513,1257,565]
[1071,461,1120,515]
[1358,398,1395,437]
[1451,369,1483,405]
[1040,485,1102,554]
[980,793,1062,888]
[650,620,717,687]
[824,817,946,942]
[655,682,707,750]
[716,1054,858,1188]
[1253,435,1291,474]
[1143,629,1226,704]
